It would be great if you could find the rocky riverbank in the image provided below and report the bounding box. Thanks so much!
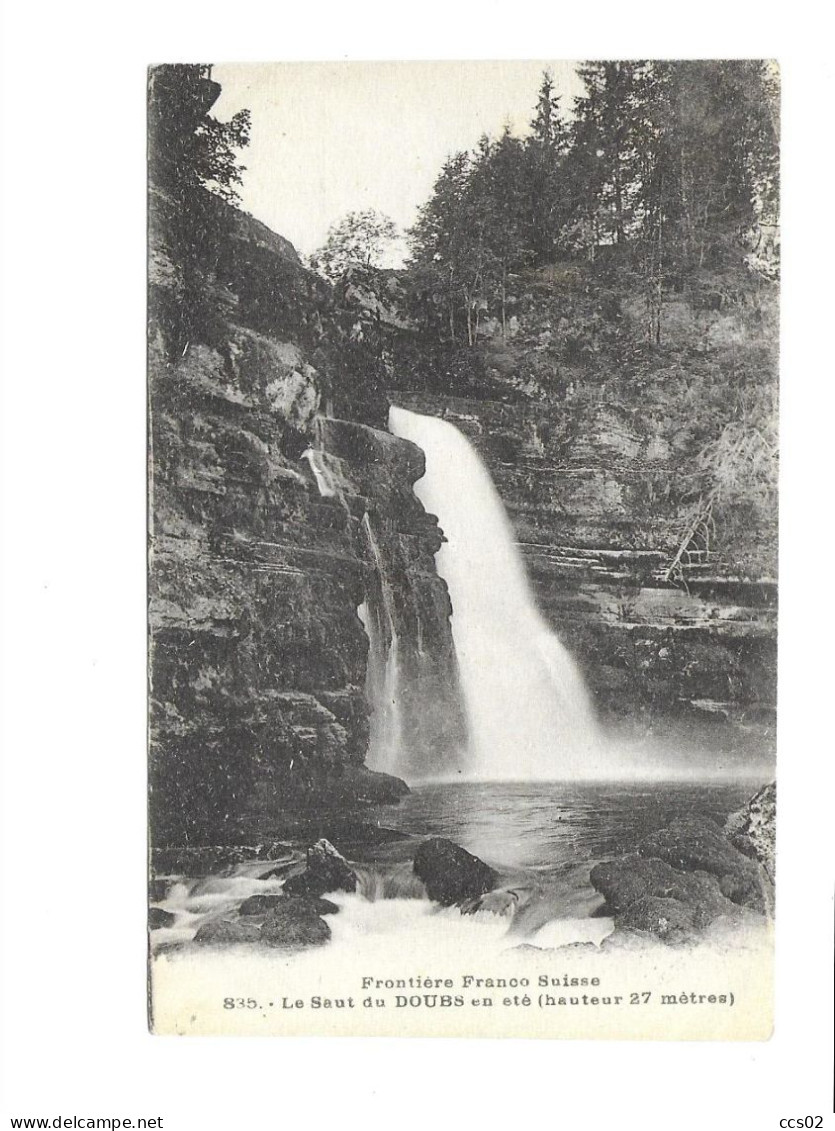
[590,782,775,945]
[150,783,775,955]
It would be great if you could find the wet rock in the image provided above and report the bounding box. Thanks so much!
[329,765,410,806]
[725,782,775,881]
[193,919,262,946]
[148,907,176,929]
[238,894,284,916]
[590,806,770,945]
[283,838,357,897]
[461,890,519,917]
[590,855,735,925]
[239,893,338,917]
[618,896,697,941]
[637,817,764,911]
[556,941,605,952]
[151,843,295,878]
[413,837,498,907]
[313,897,339,915]
[258,860,299,881]
[149,879,173,903]
[260,898,331,949]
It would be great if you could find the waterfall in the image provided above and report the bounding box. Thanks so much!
[302,424,466,782]
[302,443,405,776]
[301,448,337,498]
[357,516,404,776]
[389,405,604,781]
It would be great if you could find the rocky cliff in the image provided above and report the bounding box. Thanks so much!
[149,172,777,849]
[390,254,778,751]
[148,189,464,846]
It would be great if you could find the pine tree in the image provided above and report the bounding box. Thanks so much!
[409,151,472,341]
[567,61,649,256]
[524,71,569,264]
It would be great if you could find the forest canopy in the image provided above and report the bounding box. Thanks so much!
[406,61,779,345]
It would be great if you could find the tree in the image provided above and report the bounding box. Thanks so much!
[471,129,534,337]
[310,210,399,280]
[635,61,779,340]
[523,71,570,264]
[408,152,472,341]
[148,64,251,354]
[148,65,251,205]
[566,61,650,257]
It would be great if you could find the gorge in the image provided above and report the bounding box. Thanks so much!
[146,65,779,1047]
[149,196,777,854]
[148,64,777,861]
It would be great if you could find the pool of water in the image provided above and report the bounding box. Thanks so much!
[369,779,762,876]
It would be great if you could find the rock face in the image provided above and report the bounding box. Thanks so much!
[393,392,776,744]
[390,260,777,742]
[283,838,357,897]
[725,781,776,881]
[318,418,467,779]
[148,186,464,847]
[413,838,498,907]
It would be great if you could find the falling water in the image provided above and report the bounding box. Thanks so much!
[302,442,405,776]
[389,406,604,781]
[301,448,337,498]
[357,514,405,775]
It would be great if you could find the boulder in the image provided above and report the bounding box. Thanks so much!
[413,838,498,907]
[590,855,735,926]
[193,918,261,946]
[283,839,357,897]
[618,896,698,940]
[239,893,339,917]
[260,898,331,949]
[637,817,764,912]
[148,907,176,929]
[238,894,284,916]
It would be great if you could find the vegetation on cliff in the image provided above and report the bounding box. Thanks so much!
[406,62,778,344]
[390,62,779,581]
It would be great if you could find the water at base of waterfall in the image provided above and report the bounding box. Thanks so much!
[367,778,761,876]
[150,777,766,960]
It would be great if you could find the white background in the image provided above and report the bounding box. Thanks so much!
[2,3,833,1127]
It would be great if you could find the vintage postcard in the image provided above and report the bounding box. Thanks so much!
[147,60,778,1039]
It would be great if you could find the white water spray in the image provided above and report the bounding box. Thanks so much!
[389,406,604,780]
[357,513,405,777]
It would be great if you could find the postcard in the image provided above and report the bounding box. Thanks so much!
[147,60,778,1038]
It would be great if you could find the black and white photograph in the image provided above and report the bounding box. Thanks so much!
[6,1,835,1122]
[146,60,779,1039]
